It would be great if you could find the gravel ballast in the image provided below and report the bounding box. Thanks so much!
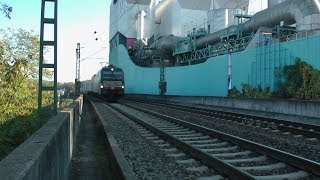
[125,100,320,163]
[93,101,219,179]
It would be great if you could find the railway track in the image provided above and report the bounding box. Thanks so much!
[122,97,320,140]
[105,100,320,179]
[92,97,220,179]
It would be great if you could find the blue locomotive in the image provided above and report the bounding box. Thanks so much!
[88,65,124,97]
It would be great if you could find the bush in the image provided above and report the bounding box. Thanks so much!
[284,58,320,100]
[228,83,271,98]
[228,58,320,100]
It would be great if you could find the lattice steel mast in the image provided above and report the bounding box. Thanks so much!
[75,43,81,96]
[38,0,58,127]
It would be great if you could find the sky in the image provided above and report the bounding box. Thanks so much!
[0,0,111,82]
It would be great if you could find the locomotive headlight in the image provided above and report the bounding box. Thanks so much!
[122,85,124,89]
[100,85,103,88]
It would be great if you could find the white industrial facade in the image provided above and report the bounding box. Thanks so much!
[109,0,282,44]
[109,0,209,43]
[109,0,150,40]
[154,0,209,38]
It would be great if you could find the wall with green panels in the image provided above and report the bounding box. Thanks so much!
[110,45,229,96]
[110,47,159,94]
[166,55,228,96]
[285,35,320,68]
[109,35,320,96]
[231,35,320,91]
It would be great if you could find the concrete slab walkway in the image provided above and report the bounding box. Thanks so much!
[70,99,111,180]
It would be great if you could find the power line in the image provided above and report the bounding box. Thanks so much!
[80,47,107,62]
[84,57,106,60]
[93,0,144,46]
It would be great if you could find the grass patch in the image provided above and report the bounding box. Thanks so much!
[92,144,113,179]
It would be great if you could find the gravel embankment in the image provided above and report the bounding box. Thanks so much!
[93,102,218,179]
[128,101,320,163]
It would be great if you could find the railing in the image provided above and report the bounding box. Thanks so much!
[175,34,253,64]
[282,29,320,42]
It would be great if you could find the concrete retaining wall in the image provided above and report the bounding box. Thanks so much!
[128,94,320,125]
[0,96,83,180]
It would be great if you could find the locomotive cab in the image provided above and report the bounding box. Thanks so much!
[100,65,124,96]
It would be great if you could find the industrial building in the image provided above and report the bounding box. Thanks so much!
[109,0,320,96]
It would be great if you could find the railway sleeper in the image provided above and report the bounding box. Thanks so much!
[192,142,228,148]
[201,145,239,153]
[209,150,252,158]
[253,170,309,180]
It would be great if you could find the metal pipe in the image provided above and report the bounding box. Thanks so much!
[196,0,320,49]
[150,35,174,53]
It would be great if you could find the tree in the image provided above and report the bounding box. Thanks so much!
[0,28,52,122]
[0,28,57,160]
[228,58,320,100]
[57,82,75,98]
[0,29,34,121]
[284,58,320,100]
[0,3,12,19]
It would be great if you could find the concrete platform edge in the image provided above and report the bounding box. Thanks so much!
[127,94,320,126]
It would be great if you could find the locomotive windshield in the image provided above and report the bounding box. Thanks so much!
[102,70,123,80]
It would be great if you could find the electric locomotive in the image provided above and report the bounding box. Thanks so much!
[89,65,124,97]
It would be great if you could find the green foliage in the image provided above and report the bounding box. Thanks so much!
[0,3,12,19]
[0,112,38,160]
[228,83,271,98]
[228,86,241,97]
[228,58,320,100]
[58,82,75,98]
[0,29,52,160]
[59,98,74,109]
[284,58,320,100]
[0,29,41,121]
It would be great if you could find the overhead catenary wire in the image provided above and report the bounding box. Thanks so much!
[90,0,144,46]
[80,47,108,62]
[72,0,134,47]
[78,0,142,81]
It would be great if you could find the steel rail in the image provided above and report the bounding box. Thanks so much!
[123,97,320,139]
[120,102,320,177]
[107,103,255,180]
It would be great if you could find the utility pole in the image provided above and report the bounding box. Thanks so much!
[38,0,58,127]
[75,43,81,97]
[159,56,166,96]
[227,49,232,95]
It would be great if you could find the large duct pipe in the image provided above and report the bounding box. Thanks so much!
[150,35,175,53]
[196,0,320,49]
